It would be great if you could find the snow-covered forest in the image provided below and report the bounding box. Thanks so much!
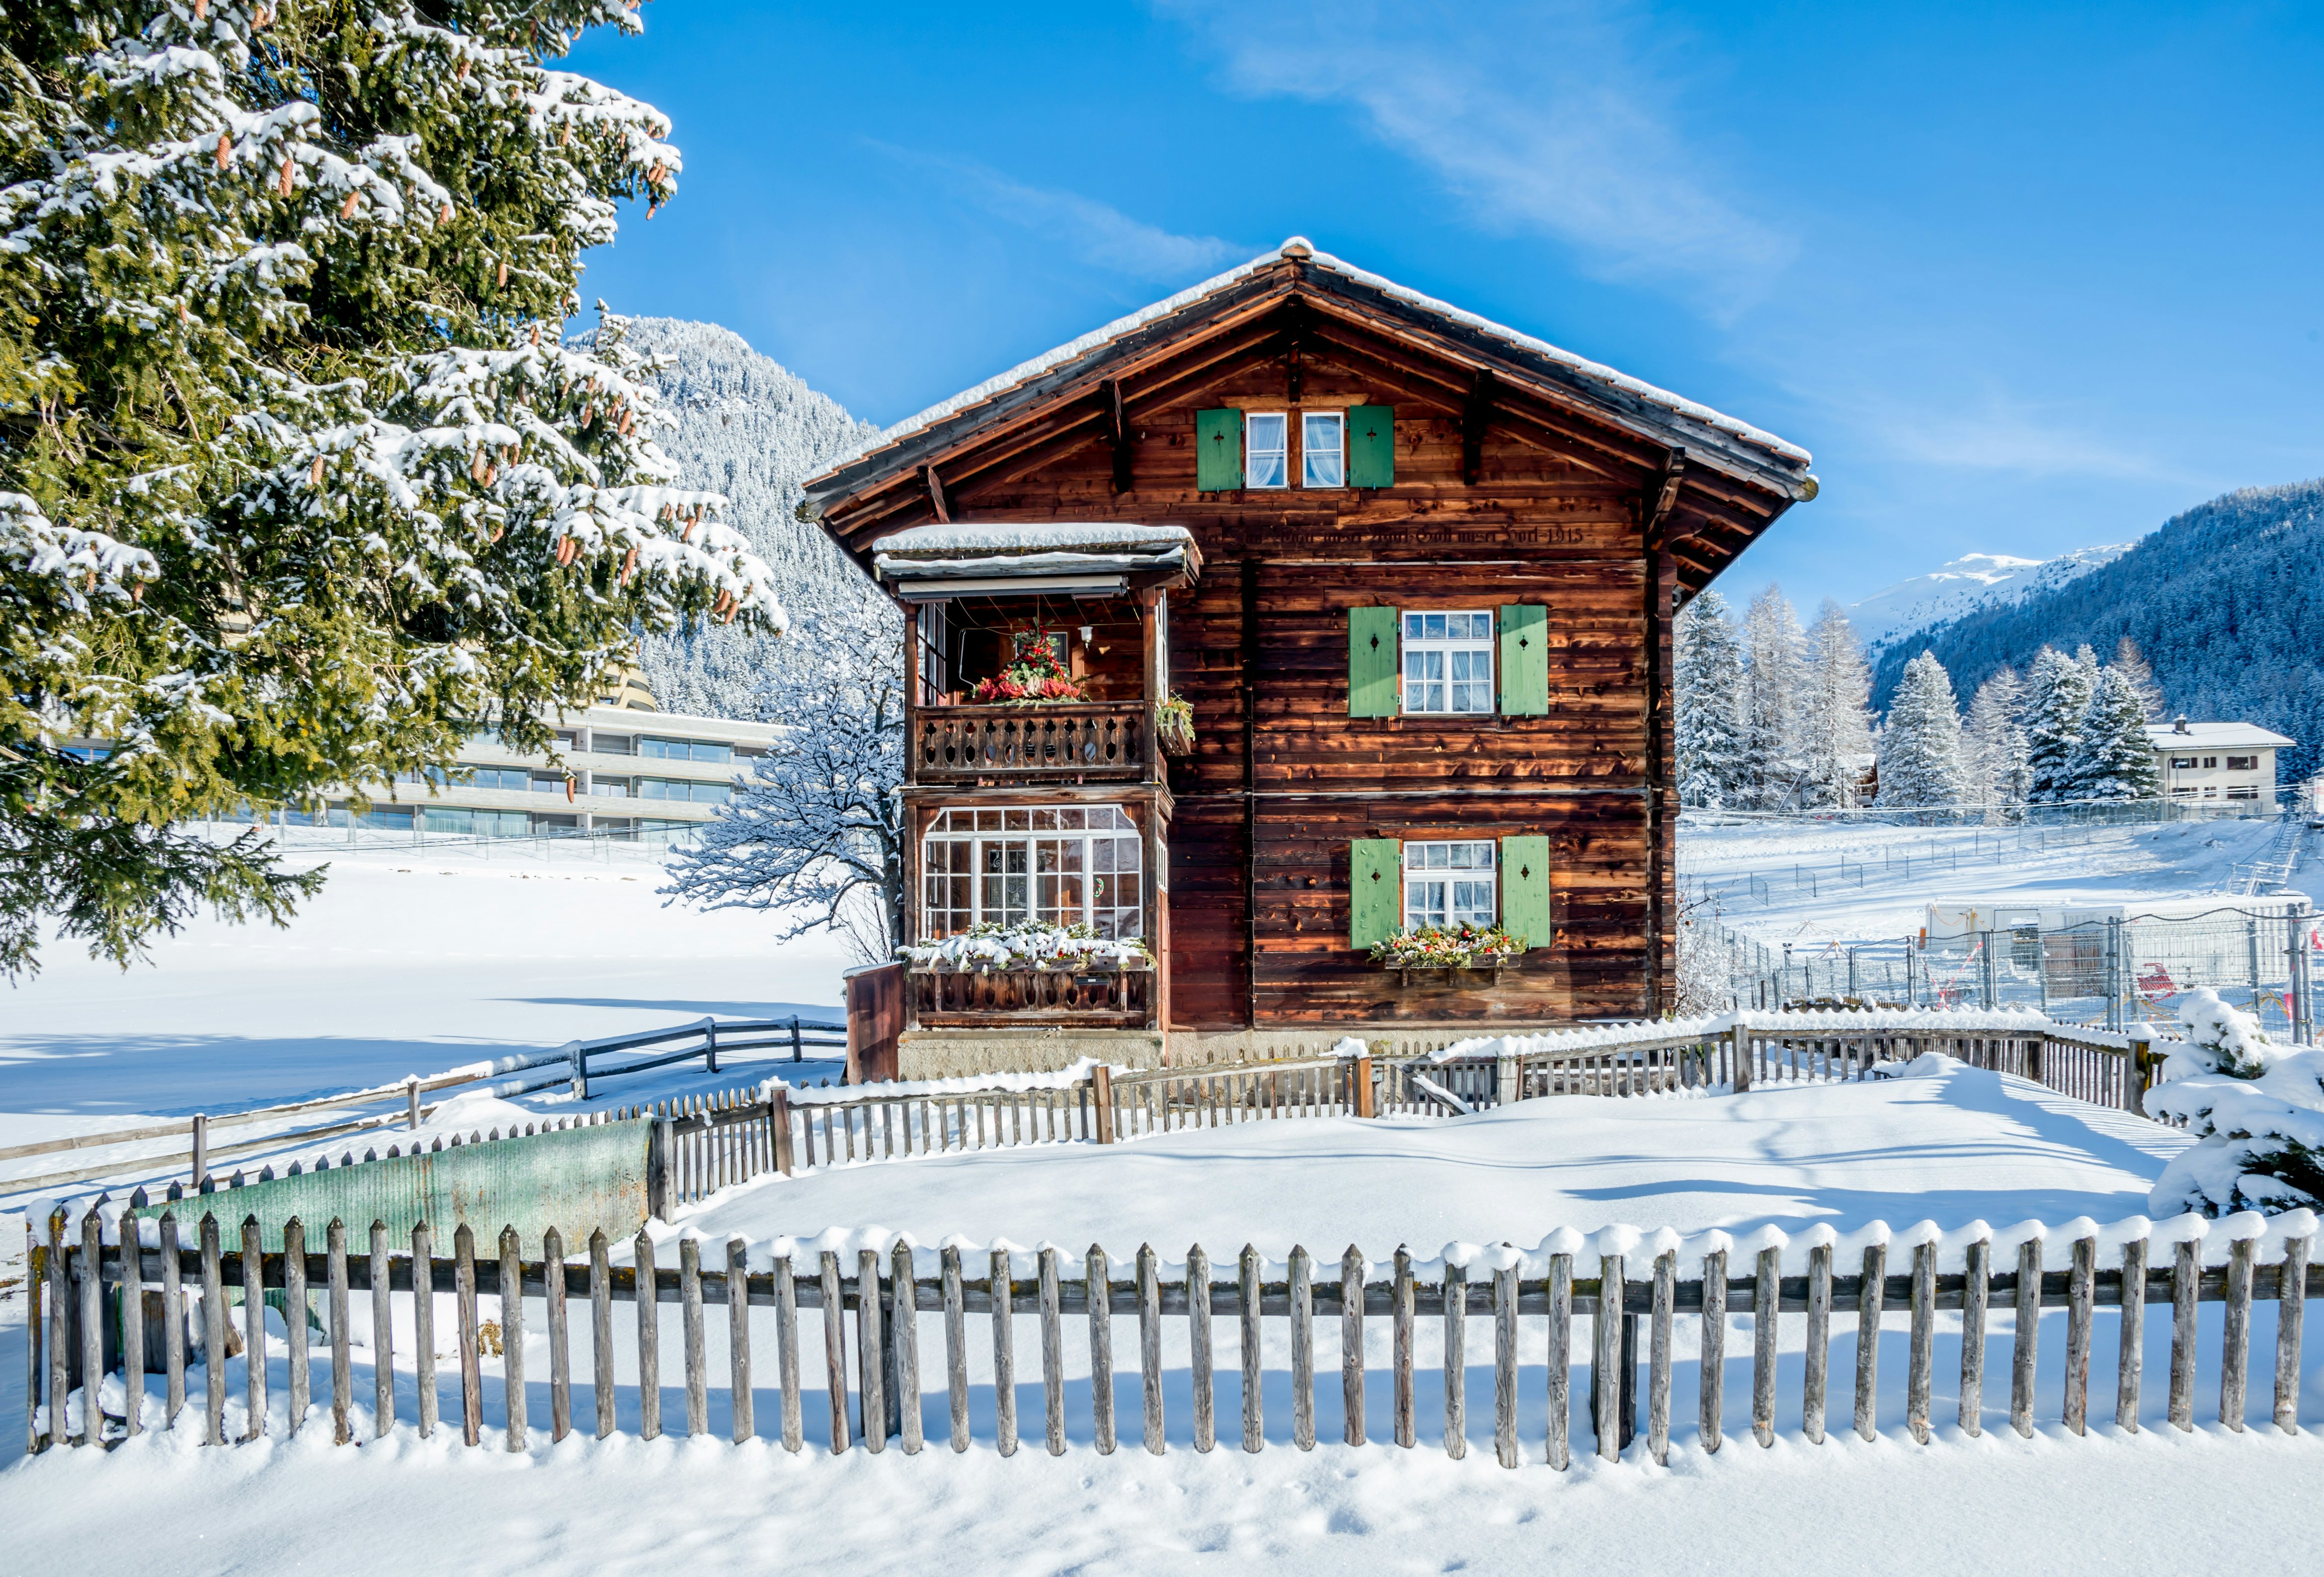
[615,320,884,717]
[1869,479,2324,783]
[1677,588,2170,812]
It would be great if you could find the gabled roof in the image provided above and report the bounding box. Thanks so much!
[802,237,1815,521]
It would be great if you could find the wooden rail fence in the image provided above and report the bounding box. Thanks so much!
[29,1211,2315,1465]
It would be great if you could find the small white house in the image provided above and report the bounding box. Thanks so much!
[2147,717,2294,805]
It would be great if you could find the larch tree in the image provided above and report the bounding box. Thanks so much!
[1800,599,1872,809]
[2068,665,2162,800]
[2022,645,2092,803]
[1674,589,1748,809]
[662,591,906,963]
[1740,585,1806,811]
[1961,665,2029,811]
[1875,651,1965,812]
[0,0,782,979]
[2112,635,2167,722]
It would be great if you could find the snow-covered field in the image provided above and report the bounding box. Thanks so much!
[1,822,2318,1574]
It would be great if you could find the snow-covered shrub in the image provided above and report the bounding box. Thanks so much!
[2145,988,2324,1217]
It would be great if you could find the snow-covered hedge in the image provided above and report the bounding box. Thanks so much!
[2146,989,2324,1217]
[900,922,1151,972]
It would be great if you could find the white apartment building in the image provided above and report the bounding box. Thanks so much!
[2147,717,2294,806]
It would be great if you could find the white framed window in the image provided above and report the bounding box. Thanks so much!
[1404,841,1496,930]
[1402,611,1495,714]
[920,804,1143,940]
[1302,411,1345,488]
[1246,412,1288,489]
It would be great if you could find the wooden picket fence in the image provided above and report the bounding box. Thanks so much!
[29,1208,2315,1464]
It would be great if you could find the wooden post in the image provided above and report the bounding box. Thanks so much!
[1496,1261,1522,1468]
[775,1250,803,1452]
[991,1247,1017,1457]
[819,1250,848,1453]
[1854,1242,1884,1443]
[879,1243,917,1455]
[327,1218,352,1446]
[1546,1253,1572,1469]
[1240,1244,1263,1453]
[586,1230,612,1441]
[237,1214,265,1442]
[1907,1241,1935,1444]
[855,1246,885,1454]
[2117,1235,2146,1432]
[1590,1256,1622,1461]
[1189,1244,1216,1453]
[1340,1246,1366,1447]
[632,1231,663,1442]
[1698,1247,1726,1453]
[119,1209,144,1440]
[1446,1259,1470,1459]
[453,1224,481,1447]
[680,1237,709,1439]
[770,1089,793,1176]
[2221,1234,2253,1431]
[1087,1244,1115,1454]
[939,1246,967,1453]
[1961,1236,1988,1435]
[199,1213,225,1447]
[501,1226,528,1451]
[1039,1247,1065,1457]
[1751,1245,1778,1448]
[2063,1233,2096,1436]
[1803,1243,1831,1445]
[160,1211,186,1432]
[1648,1250,1674,1465]
[2011,1238,2040,1438]
[361,1220,391,1442]
[722,1238,752,1445]
[545,1227,572,1444]
[1093,1064,1115,1144]
[1353,1054,1376,1118]
[2169,1237,2198,1431]
[413,1223,437,1440]
[1139,1243,1166,1454]
[1393,1248,1417,1451]
[2275,1233,2308,1435]
[1287,1245,1314,1452]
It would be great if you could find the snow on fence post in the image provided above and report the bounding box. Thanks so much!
[1494,1046,1518,1109]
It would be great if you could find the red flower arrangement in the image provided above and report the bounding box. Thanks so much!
[973,642,1085,704]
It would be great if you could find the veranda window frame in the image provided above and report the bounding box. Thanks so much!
[919,804,1145,942]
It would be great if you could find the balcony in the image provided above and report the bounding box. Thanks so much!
[913,702,1148,783]
[907,962,1155,1029]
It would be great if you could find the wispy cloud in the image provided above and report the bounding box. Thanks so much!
[1158,0,1793,319]
[873,144,1246,283]
[1850,390,2192,484]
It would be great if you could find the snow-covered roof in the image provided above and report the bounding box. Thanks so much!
[2147,722,2295,750]
[871,522,1194,557]
[807,238,1812,507]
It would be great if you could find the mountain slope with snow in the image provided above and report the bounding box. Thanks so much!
[620,319,884,717]
[1850,543,2137,664]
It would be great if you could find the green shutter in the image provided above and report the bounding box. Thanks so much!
[1347,405,1395,488]
[1351,838,1403,950]
[1498,604,1548,716]
[1500,835,1551,951]
[1348,605,1400,718]
[1195,408,1243,491]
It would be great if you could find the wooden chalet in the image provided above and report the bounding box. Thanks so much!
[805,239,1814,1076]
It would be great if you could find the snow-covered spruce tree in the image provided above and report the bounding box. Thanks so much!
[2067,666,2162,800]
[2022,645,2092,803]
[1961,665,2029,812]
[2112,635,2166,722]
[2147,988,2324,1217]
[1875,652,1965,813]
[0,2,779,979]
[662,590,905,963]
[1674,590,1748,809]
[1800,599,1873,809]
[1741,585,1806,811]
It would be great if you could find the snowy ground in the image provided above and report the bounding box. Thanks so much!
[2,822,2319,1572]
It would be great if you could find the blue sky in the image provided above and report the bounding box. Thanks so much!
[567,2,2324,614]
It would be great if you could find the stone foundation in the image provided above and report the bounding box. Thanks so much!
[899,1021,1582,1077]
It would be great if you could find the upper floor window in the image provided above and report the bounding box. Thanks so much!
[2226,755,2259,771]
[1302,412,1345,488]
[1403,612,1495,714]
[2169,756,2198,770]
[1404,841,1495,930]
[1247,412,1289,489]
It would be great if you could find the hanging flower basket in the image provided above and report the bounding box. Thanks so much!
[971,644,1085,705]
[1156,696,1195,756]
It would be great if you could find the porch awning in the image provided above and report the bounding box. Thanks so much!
[870,522,1200,601]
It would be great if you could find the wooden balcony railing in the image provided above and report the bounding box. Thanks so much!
[913,702,1147,781]
[907,963,1154,1029]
